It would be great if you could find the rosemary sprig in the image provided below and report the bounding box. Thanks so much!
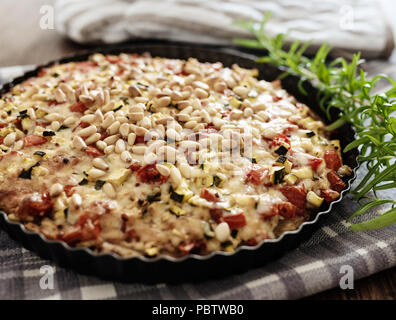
[234,13,396,230]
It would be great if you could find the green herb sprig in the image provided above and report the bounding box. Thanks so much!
[234,13,396,230]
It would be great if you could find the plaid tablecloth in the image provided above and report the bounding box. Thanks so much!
[0,64,395,300]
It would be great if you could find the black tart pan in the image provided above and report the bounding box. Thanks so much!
[0,43,359,283]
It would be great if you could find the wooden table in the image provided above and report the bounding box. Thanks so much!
[1,0,395,300]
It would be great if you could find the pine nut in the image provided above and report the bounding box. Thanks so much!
[87,168,106,179]
[73,136,87,150]
[3,132,16,146]
[49,183,63,197]
[116,116,128,124]
[85,133,101,145]
[130,112,144,121]
[155,116,173,125]
[131,145,147,155]
[104,145,114,154]
[119,123,130,137]
[51,121,61,131]
[92,158,109,171]
[143,152,157,164]
[14,140,23,150]
[194,88,208,99]
[64,116,77,126]
[180,140,200,150]
[71,193,82,207]
[169,167,182,186]
[140,116,151,129]
[135,126,148,136]
[244,107,253,117]
[102,114,115,129]
[81,114,95,123]
[103,134,119,145]
[179,163,191,178]
[156,96,171,108]
[127,132,136,145]
[120,150,133,163]
[230,110,243,120]
[94,90,104,106]
[215,222,230,242]
[155,163,170,176]
[147,140,165,153]
[107,121,120,135]
[79,95,94,106]
[158,145,177,163]
[115,139,126,153]
[192,81,209,91]
[59,83,76,102]
[78,125,97,137]
[185,120,197,129]
[233,86,249,98]
[214,81,227,92]
[166,128,181,141]
[129,104,144,113]
[96,140,107,150]
[103,182,116,198]
[45,113,64,122]
[95,109,104,122]
[128,84,141,97]
[54,88,66,103]
[27,108,36,120]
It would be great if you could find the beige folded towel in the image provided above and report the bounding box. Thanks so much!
[55,0,395,59]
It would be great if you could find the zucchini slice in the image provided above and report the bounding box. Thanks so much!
[274,145,288,155]
[272,166,285,184]
[306,191,324,207]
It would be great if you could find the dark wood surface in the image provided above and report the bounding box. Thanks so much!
[0,0,395,300]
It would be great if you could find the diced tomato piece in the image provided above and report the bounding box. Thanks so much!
[126,229,139,241]
[135,135,146,144]
[273,95,283,102]
[200,189,220,202]
[327,171,346,193]
[209,208,223,223]
[48,99,62,106]
[245,238,258,246]
[321,189,340,202]
[178,242,195,256]
[0,122,8,128]
[16,192,53,218]
[64,185,76,197]
[37,69,47,77]
[222,213,247,229]
[61,212,100,245]
[280,186,306,210]
[0,137,4,145]
[275,201,297,219]
[79,121,90,128]
[246,164,270,185]
[85,146,104,157]
[105,56,121,64]
[309,158,323,171]
[69,102,88,113]
[271,133,290,148]
[129,162,141,172]
[98,128,109,140]
[24,135,48,147]
[136,164,169,184]
[166,63,183,75]
[35,120,50,128]
[178,240,206,255]
[324,150,342,171]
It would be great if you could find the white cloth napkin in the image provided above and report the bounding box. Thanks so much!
[55,0,394,59]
